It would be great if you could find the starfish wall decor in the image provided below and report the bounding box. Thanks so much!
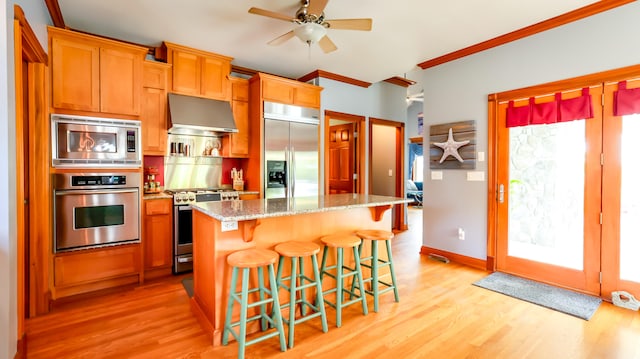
[429,120,476,170]
[433,128,470,163]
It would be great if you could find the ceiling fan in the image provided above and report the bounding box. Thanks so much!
[248,0,372,53]
[407,90,424,106]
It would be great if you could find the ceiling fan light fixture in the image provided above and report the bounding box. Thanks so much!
[294,22,327,44]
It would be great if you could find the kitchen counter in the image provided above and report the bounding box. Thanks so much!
[189,193,410,345]
[191,193,410,222]
[143,191,173,200]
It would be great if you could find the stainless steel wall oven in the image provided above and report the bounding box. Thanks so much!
[53,172,141,252]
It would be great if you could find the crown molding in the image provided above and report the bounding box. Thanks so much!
[384,76,416,88]
[44,0,65,28]
[298,70,371,88]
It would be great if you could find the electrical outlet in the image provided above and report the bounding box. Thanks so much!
[221,221,238,232]
[458,228,465,240]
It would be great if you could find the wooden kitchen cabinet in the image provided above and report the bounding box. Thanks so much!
[143,198,173,278]
[260,73,322,108]
[49,27,147,116]
[141,61,171,155]
[53,244,141,299]
[164,41,233,100]
[223,77,250,158]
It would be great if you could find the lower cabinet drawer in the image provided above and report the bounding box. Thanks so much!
[54,245,141,287]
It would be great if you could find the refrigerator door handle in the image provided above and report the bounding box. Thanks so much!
[284,146,290,198]
[291,146,296,198]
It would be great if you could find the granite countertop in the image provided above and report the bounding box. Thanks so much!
[191,193,411,222]
[143,191,173,200]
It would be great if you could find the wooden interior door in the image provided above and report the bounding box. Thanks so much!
[324,111,365,195]
[495,87,603,295]
[328,123,355,194]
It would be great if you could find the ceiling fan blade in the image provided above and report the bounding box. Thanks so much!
[324,18,372,31]
[248,7,294,22]
[318,35,337,53]
[307,0,330,16]
[268,31,295,46]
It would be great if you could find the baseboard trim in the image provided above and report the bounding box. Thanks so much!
[420,246,487,270]
[15,333,26,359]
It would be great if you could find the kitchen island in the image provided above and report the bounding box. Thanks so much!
[189,193,410,345]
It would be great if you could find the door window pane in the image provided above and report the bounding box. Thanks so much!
[508,121,585,269]
[620,115,640,281]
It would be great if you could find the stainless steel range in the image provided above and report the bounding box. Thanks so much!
[169,189,239,274]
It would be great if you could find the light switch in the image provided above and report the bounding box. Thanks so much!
[478,151,485,162]
[466,171,485,181]
[388,169,393,176]
[431,171,443,180]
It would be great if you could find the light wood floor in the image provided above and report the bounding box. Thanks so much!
[26,208,640,358]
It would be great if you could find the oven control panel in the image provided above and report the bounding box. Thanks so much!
[72,175,127,186]
[172,190,239,205]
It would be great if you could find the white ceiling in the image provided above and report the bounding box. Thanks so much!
[57,0,598,84]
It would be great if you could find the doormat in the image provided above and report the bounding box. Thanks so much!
[182,277,194,298]
[473,272,601,320]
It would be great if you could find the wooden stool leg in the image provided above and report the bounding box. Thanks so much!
[238,267,250,359]
[335,247,344,328]
[386,240,400,302]
[353,246,368,316]
[319,246,329,280]
[371,240,380,312]
[287,256,298,348]
[257,267,268,331]
[267,263,287,352]
[299,256,308,317]
[311,253,329,333]
[222,266,239,346]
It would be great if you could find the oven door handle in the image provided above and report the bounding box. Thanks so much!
[178,256,193,263]
[54,188,139,196]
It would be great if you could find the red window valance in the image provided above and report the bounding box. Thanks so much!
[614,80,640,116]
[506,88,593,128]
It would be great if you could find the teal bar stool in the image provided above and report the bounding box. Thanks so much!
[353,229,400,312]
[319,234,368,327]
[275,241,328,348]
[222,248,286,359]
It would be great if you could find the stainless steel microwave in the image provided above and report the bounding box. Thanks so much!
[51,114,141,168]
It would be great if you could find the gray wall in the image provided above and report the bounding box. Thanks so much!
[1,1,50,358]
[420,1,640,260]
[317,78,407,194]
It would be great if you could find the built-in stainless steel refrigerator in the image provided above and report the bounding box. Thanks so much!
[264,101,319,199]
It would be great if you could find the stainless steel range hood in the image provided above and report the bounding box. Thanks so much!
[168,93,238,135]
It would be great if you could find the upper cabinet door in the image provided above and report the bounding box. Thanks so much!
[100,47,142,116]
[201,56,230,100]
[51,37,100,112]
[49,27,146,117]
[164,42,233,100]
[171,51,200,96]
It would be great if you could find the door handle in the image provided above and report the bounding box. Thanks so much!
[291,146,295,198]
[498,184,505,203]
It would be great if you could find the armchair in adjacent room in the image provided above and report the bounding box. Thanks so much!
[406,180,423,207]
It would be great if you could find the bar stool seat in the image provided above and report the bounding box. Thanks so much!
[320,234,368,327]
[275,241,328,348]
[222,248,286,359]
[354,229,400,312]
